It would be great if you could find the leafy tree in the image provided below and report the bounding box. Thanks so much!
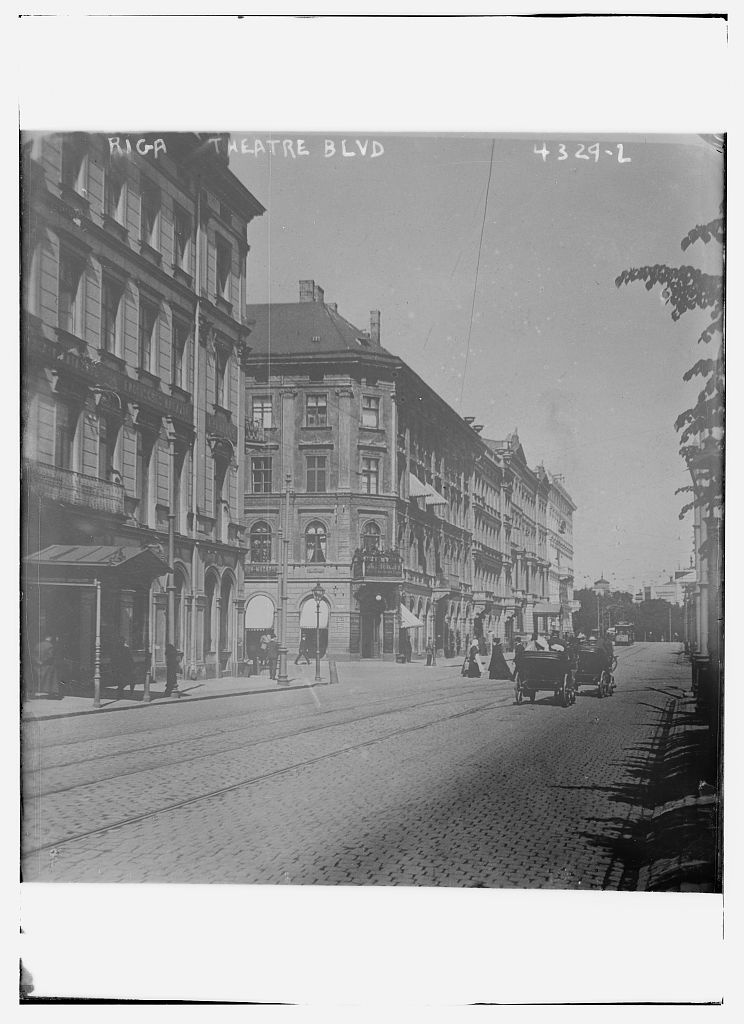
[615,198,724,519]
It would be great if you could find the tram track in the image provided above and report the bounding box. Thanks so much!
[22,694,510,859]
[23,682,496,781]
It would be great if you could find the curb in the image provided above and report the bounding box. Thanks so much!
[22,678,334,723]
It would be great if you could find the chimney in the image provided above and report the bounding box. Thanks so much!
[299,280,315,302]
[370,310,381,345]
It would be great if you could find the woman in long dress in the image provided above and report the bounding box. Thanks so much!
[488,638,511,680]
[467,642,481,677]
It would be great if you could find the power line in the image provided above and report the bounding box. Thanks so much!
[459,138,495,410]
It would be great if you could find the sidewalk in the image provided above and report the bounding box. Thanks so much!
[21,654,482,722]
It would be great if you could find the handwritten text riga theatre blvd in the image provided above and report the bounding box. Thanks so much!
[207,137,385,159]
[108,136,385,160]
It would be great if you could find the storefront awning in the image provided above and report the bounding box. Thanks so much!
[399,604,424,628]
[409,473,447,507]
[23,544,171,586]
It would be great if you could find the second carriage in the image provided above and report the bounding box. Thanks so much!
[513,650,576,707]
[574,641,616,698]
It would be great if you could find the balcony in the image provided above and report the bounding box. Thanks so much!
[25,462,125,517]
[207,405,238,445]
[245,421,267,443]
[352,550,403,581]
[244,562,279,578]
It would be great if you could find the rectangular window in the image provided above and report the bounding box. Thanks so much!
[58,252,83,335]
[361,456,380,495]
[306,394,328,426]
[216,238,231,300]
[251,457,272,494]
[362,395,380,428]
[101,275,123,354]
[173,205,191,271]
[54,403,76,471]
[136,432,153,526]
[172,318,191,391]
[306,455,327,493]
[141,184,160,248]
[214,349,227,406]
[139,298,158,373]
[104,165,126,223]
[251,397,273,428]
[60,135,85,192]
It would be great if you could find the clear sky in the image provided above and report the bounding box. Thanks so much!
[229,134,723,589]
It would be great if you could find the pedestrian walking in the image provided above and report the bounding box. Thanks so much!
[164,643,183,698]
[32,635,62,699]
[512,636,525,681]
[259,631,271,671]
[267,633,279,680]
[111,636,135,698]
[488,638,511,680]
[466,641,481,678]
[402,632,412,663]
[294,634,310,665]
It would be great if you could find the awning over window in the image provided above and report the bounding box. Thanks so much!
[245,594,276,629]
[399,604,424,628]
[23,544,171,586]
[409,473,447,507]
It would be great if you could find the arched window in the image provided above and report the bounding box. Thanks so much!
[305,521,327,564]
[361,521,381,554]
[250,521,272,563]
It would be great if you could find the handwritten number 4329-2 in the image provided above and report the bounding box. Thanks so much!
[533,143,631,163]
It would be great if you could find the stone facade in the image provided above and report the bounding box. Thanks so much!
[22,131,264,682]
[242,284,576,660]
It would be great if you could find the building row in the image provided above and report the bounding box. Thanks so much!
[22,132,577,686]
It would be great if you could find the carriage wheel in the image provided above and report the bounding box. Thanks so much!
[514,675,524,705]
[600,670,611,698]
[568,675,577,705]
[608,674,615,696]
[563,675,572,707]
[529,690,536,703]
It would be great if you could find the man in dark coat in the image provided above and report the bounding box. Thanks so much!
[488,638,511,680]
[294,634,310,665]
[164,643,182,697]
[32,636,61,699]
[111,637,135,698]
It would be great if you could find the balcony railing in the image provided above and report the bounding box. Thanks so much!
[245,421,267,443]
[25,461,126,516]
[352,550,403,580]
[244,562,279,578]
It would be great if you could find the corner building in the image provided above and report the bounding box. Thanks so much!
[242,283,577,661]
[22,132,264,684]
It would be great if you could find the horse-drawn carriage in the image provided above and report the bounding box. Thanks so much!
[574,641,616,698]
[513,650,576,707]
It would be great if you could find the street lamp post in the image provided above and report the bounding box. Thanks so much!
[312,580,325,682]
[277,474,292,685]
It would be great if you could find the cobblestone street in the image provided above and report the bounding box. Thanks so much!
[22,643,692,888]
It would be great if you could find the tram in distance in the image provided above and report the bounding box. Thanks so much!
[613,622,635,646]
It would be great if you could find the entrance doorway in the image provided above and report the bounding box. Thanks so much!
[361,610,381,658]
